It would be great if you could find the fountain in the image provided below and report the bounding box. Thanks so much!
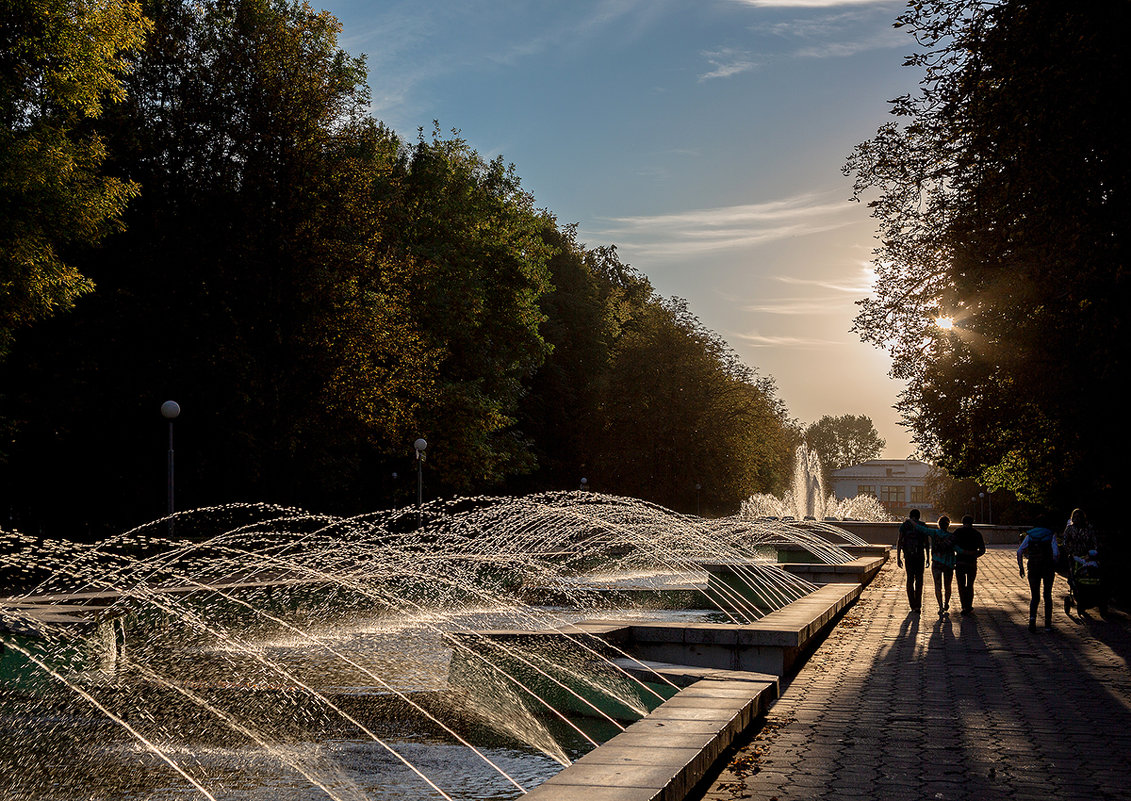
[1,491,883,800]
[741,444,894,524]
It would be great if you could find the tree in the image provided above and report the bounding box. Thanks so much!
[0,0,150,357]
[377,126,554,492]
[591,295,793,512]
[511,222,618,492]
[845,0,1130,515]
[803,414,885,480]
[0,0,439,530]
[923,467,1036,526]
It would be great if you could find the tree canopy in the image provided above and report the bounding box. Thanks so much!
[845,0,1129,514]
[803,414,885,480]
[0,0,798,535]
[0,0,150,357]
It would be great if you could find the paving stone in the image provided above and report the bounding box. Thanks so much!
[691,549,1131,801]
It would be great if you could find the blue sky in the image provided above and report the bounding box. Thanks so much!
[322,0,921,458]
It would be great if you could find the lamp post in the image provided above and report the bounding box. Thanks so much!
[579,477,588,492]
[414,439,427,516]
[979,492,985,522]
[161,400,180,534]
[696,483,701,517]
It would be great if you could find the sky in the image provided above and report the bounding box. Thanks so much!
[320,0,922,458]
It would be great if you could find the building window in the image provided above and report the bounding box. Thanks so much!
[857,485,877,497]
[910,485,927,504]
[880,486,906,505]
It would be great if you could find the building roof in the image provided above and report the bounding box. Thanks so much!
[830,459,933,480]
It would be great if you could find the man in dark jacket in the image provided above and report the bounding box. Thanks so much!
[896,509,931,612]
[952,514,986,614]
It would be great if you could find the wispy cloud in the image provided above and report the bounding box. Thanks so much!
[793,29,902,58]
[699,48,759,81]
[732,331,848,348]
[743,297,851,315]
[594,190,856,258]
[738,267,873,315]
[775,266,876,294]
[735,1,905,62]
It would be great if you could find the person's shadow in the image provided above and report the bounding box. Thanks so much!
[897,608,920,642]
[928,609,954,648]
[1077,606,1131,669]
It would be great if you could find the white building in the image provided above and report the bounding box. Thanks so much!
[829,459,934,519]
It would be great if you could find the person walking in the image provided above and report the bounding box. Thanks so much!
[1018,520,1059,631]
[928,515,956,615]
[896,508,931,612]
[952,514,986,614]
[1061,508,1098,612]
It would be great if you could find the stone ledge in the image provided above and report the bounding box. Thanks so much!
[778,555,886,584]
[618,583,860,675]
[461,582,863,677]
[700,555,885,585]
[523,671,777,801]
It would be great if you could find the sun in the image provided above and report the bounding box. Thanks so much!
[935,316,955,330]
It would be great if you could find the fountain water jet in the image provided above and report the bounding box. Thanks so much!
[740,444,894,524]
[2,491,867,800]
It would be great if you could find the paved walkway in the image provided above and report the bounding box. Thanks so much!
[696,547,1131,801]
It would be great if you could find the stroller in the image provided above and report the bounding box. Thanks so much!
[1065,550,1107,615]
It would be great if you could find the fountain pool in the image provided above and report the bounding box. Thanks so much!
[1,491,864,800]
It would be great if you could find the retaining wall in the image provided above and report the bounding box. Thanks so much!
[834,520,1024,546]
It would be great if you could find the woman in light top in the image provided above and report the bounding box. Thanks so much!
[928,515,956,615]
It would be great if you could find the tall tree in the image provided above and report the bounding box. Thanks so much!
[512,222,618,492]
[804,414,885,479]
[593,295,792,512]
[0,0,150,357]
[0,0,437,530]
[377,126,554,493]
[845,0,1129,512]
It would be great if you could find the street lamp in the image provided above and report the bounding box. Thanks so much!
[696,483,701,517]
[161,400,180,533]
[579,477,588,492]
[414,438,427,513]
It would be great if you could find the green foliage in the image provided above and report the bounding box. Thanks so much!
[1,0,438,524]
[845,0,1129,513]
[0,0,150,356]
[803,414,885,483]
[923,467,1037,526]
[377,125,555,492]
[0,0,797,532]
[511,230,796,513]
[511,222,618,490]
[590,293,793,513]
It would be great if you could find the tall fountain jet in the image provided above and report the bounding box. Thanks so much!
[739,444,890,522]
[791,444,826,520]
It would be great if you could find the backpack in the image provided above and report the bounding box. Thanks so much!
[899,518,927,554]
[1025,527,1055,568]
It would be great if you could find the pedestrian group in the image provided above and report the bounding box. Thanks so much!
[895,507,1101,631]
